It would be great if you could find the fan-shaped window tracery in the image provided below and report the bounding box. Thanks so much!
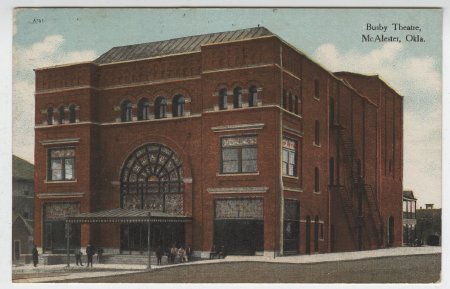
[120,143,184,214]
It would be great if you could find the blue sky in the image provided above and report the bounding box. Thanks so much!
[12,8,442,207]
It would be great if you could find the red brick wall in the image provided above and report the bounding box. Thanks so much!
[34,34,403,254]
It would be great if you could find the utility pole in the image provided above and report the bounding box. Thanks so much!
[147,212,152,270]
[65,222,71,268]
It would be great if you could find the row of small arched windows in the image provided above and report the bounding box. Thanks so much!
[218,86,259,110]
[46,104,77,125]
[121,94,186,122]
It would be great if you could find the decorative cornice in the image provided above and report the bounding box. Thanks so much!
[211,123,265,133]
[284,187,303,193]
[207,186,268,194]
[37,192,85,199]
[283,126,304,137]
[40,138,80,146]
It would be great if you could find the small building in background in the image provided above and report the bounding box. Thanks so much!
[402,190,417,245]
[416,204,441,246]
[12,155,35,263]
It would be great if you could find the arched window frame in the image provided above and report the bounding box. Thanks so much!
[120,143,184,213]
[219,88,228,110]
[68,104,76,123]
[233,87,242,108]
[58,106,65,124]
[155,96,167,119]
[172,94,185,117]
[121,100,133,122]
[138,98,150,120]
[248,86,258,107]
[47,107,54,125]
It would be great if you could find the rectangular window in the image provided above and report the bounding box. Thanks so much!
[221,136,257,174]
[48,147,75,181]
[314,79,320,99]
[282,138,297,176]
[315,120,320,145]
[320,223,324,240]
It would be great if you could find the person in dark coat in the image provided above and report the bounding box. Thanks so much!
[32,245,39,267]
[86,244,95,267]
[75,249,84,266]
[156,246,163,265]
[97,247,104,263]
[170,245,177,264]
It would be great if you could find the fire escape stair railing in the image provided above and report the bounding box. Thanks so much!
[362,183,384,246]
[330,185,359,249]
[334,125,384,248]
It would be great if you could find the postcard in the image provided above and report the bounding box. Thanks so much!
[9,6,443,285]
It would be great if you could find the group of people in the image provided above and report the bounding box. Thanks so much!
[167,245,192,264]
[209,244,226,259]
[75,244,104,267]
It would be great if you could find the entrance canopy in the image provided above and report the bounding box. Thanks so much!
[65,208,192,224]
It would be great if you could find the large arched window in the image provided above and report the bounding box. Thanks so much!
[248,86,258,107]
[155,96,167,119]
[58,106,65,124]
[233,87,242,108]
[219,88,227,110]
[47,107,54,125]
[121,100,133,122]
[68,104,76,123]
[172,94,185,117]
[120,143,184,214]
[138,98,150,120]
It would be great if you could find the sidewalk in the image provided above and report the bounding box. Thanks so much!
[12,246,441,283]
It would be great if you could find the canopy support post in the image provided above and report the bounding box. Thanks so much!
[65,221,71,268]
[147,212,152,270]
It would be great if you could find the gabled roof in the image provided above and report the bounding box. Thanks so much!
[12,155,34,181]
[94,27,273,64]
[403,190,417,200]
[12,214,34,235]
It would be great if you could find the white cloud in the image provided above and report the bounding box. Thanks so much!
[12,35,98,164]
[14,35,97,75]
[314,43,441,98]
[315,43,442,207]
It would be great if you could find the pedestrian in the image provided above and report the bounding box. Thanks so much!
[185,245,192,262]
[86,243,94,267]
[170,245,177,264]
[97,247,104,263]
[32,244,39,267]
[156,246,163,265]
[209,244,217,259]
[75,249,84,266]
[178,247,186,263]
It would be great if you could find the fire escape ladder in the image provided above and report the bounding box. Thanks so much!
[335,126,383,248]
[331,185,359,249]
[362,183,384,246]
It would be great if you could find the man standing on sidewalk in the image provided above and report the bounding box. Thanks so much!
[86,244,94,268]
[75,249,84,266]
[32,245,39,267]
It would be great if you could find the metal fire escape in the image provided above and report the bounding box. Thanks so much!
[331,124,384,249]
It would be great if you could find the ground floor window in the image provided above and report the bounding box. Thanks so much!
[214,198,264,255]
[43,202,80,253]
[283,199,299,253]
[120,223,185,254]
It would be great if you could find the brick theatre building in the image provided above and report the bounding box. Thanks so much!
[33,27,403,257]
